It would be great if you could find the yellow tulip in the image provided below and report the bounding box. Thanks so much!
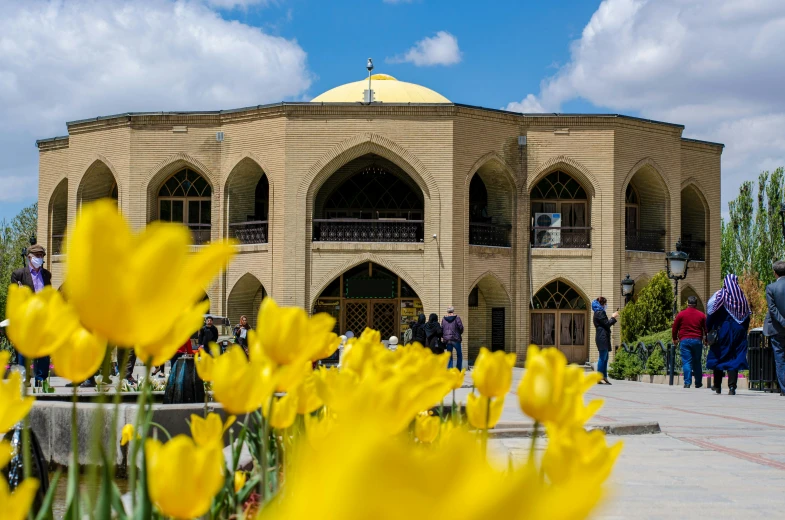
[134,302,208,366]
[304,407,336,448]
[518,346,602,427]
[274,361,312,393]
[120,424,136,447]
[466,393,505,430]
[259,419,606,520]
[252,299,336,365]
[194,344,218,382]
[0,370,35,434]
[5,285,80,359]
[234,471,246,494]
[211,346,277,415]
[472,347,516,398]
[190,413,235,449]
[0,476,39,520]
[414,413,440,443]
[447,368,466,390]
[542,424,623,486]
[310,331,342,363]
[65,200,235,348]
[295,372,324,415]
[0,441,11,469]
[263,393,298,430]
[146,436,224,519]
[50,327,107,383]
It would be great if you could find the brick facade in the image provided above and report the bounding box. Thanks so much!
[36,103,722,365]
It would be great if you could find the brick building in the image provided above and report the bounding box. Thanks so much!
[35,74,722,365]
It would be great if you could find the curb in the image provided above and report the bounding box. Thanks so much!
[489,421,661,438]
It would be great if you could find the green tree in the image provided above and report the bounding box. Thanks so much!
[0,203,38,320]
[620,271,675,344]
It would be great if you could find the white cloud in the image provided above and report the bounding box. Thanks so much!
[387,31,462,67]
[204,0,271,8]
[0,0,312,210]
[506,0,785,211]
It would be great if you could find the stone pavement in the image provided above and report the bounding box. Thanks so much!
[471,368,785,519]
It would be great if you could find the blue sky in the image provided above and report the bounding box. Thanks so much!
[2,0,784,222]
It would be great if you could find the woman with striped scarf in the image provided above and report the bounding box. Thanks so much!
[706,274,751,395]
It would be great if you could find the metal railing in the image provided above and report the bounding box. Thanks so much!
[680,237,706,261]
[51,234,65,255]
[531,226,592,248]
[747,330,781,392]
[625,228,666,252]
[313,219,423,243]
[469,222,512,247]
[188,224,211,245]
[617,341,678,384]
[230,220,268,244]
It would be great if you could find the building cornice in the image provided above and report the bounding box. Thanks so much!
[35,136,69,151]
[681,137,724,152]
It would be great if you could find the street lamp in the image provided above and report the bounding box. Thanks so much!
[20,235,36,268]
[666,238,690,318]
[621,274,635,305]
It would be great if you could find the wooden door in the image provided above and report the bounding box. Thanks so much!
[491,307,505,352]
[371,301,397,340]
[344,301,369,336]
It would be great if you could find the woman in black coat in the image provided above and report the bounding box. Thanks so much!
[412,313,427,345]
[423,313,444,354]
[592,296,619,385]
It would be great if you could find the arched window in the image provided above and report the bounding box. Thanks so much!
[625,184,639,232]
[531,171,589,248]
[158,168,212,243]
[530,281,587,364]
[324,164,423,220]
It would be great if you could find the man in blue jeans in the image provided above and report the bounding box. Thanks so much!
[441,306,464,370]
[763,260,785,396]
[672,296,707,388]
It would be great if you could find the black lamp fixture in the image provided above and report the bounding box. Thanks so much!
[666,238,690,318]
[621,274,635,304]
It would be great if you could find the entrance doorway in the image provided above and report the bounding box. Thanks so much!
[313,262,423,340]
[530,280,588,364]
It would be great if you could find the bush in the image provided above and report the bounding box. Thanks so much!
[608,348,643,381]
[644,348,666,375]
[620,271,674,343]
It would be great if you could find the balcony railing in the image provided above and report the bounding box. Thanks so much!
[313,219,423,243]
[189,224,211,245]
[531,227,591,249]
[469,222,512,247]
[625,228,665,253]
[680,238,706,261]
[51,234,65,255]
[230,220,268,245]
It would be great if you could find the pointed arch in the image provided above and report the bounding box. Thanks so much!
[468,270,512,302]
[531,276,591,309]
[77,157,120,209]
[621,157,671,201]
[145,153,216,227]
[227,273,267,328]
[529,155,601,198]
[529,276,590,364]
[224,154,272,243]
[465,151,518,190]
[309,252,426,311]
[48,178,69,255]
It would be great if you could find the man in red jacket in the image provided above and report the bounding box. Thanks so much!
[672,296,707,388]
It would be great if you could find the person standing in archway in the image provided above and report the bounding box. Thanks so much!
[592,296,618,385]
[441,306,464,370]
[423,313,444,354]
[234,315,251,354]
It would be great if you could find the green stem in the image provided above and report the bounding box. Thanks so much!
[68,385,80,520]
[128,354,148,511]
[261,397,274,502]
[148,422,172,440]
[451,389,457,422]
[22,378,32,520]
[529,421,540,466]
[482,396,491,456]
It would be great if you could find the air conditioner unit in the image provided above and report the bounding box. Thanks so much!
[534,213,561,247]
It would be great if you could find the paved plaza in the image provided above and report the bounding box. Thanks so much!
[471,369,785,519]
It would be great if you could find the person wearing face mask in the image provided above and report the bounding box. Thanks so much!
[592,296,619,385]
[10,244,52,386]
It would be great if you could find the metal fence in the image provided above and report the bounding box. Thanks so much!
[747,330,781,392]
[618,340,678,383]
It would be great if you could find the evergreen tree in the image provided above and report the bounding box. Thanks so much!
[0,203,38,320]
[620,271,674,344]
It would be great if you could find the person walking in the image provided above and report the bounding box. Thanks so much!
[10,244,52,387]
[706,274,751,396]
[763,260,785,396]
[592,296,618,385]
[197,316,219,350]
[411,314,427,345]
[234,315,251,353]
[441,306,464,370]
[423,313,444,355]
[673,296,707,388]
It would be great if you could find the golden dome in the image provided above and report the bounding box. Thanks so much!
[311,75,450,104]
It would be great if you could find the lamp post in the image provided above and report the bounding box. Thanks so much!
[20,235,36,268]
[666,239,690,318]
[621,274,635,305]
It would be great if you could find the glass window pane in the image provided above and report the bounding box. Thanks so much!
[172,200,184,223]
[160,200,171,221]
[201,200,211,224]
[188,200,200,225]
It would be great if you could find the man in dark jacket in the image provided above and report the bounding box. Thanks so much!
[763,260,785,396]
[197,316,220,349]
[441,306,464,370]
[592,297,618,385]
[10,244,52,385]
[673,296,707,388]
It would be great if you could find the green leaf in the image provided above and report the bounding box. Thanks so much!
[33,470,61,520]
[94,445,113,520]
